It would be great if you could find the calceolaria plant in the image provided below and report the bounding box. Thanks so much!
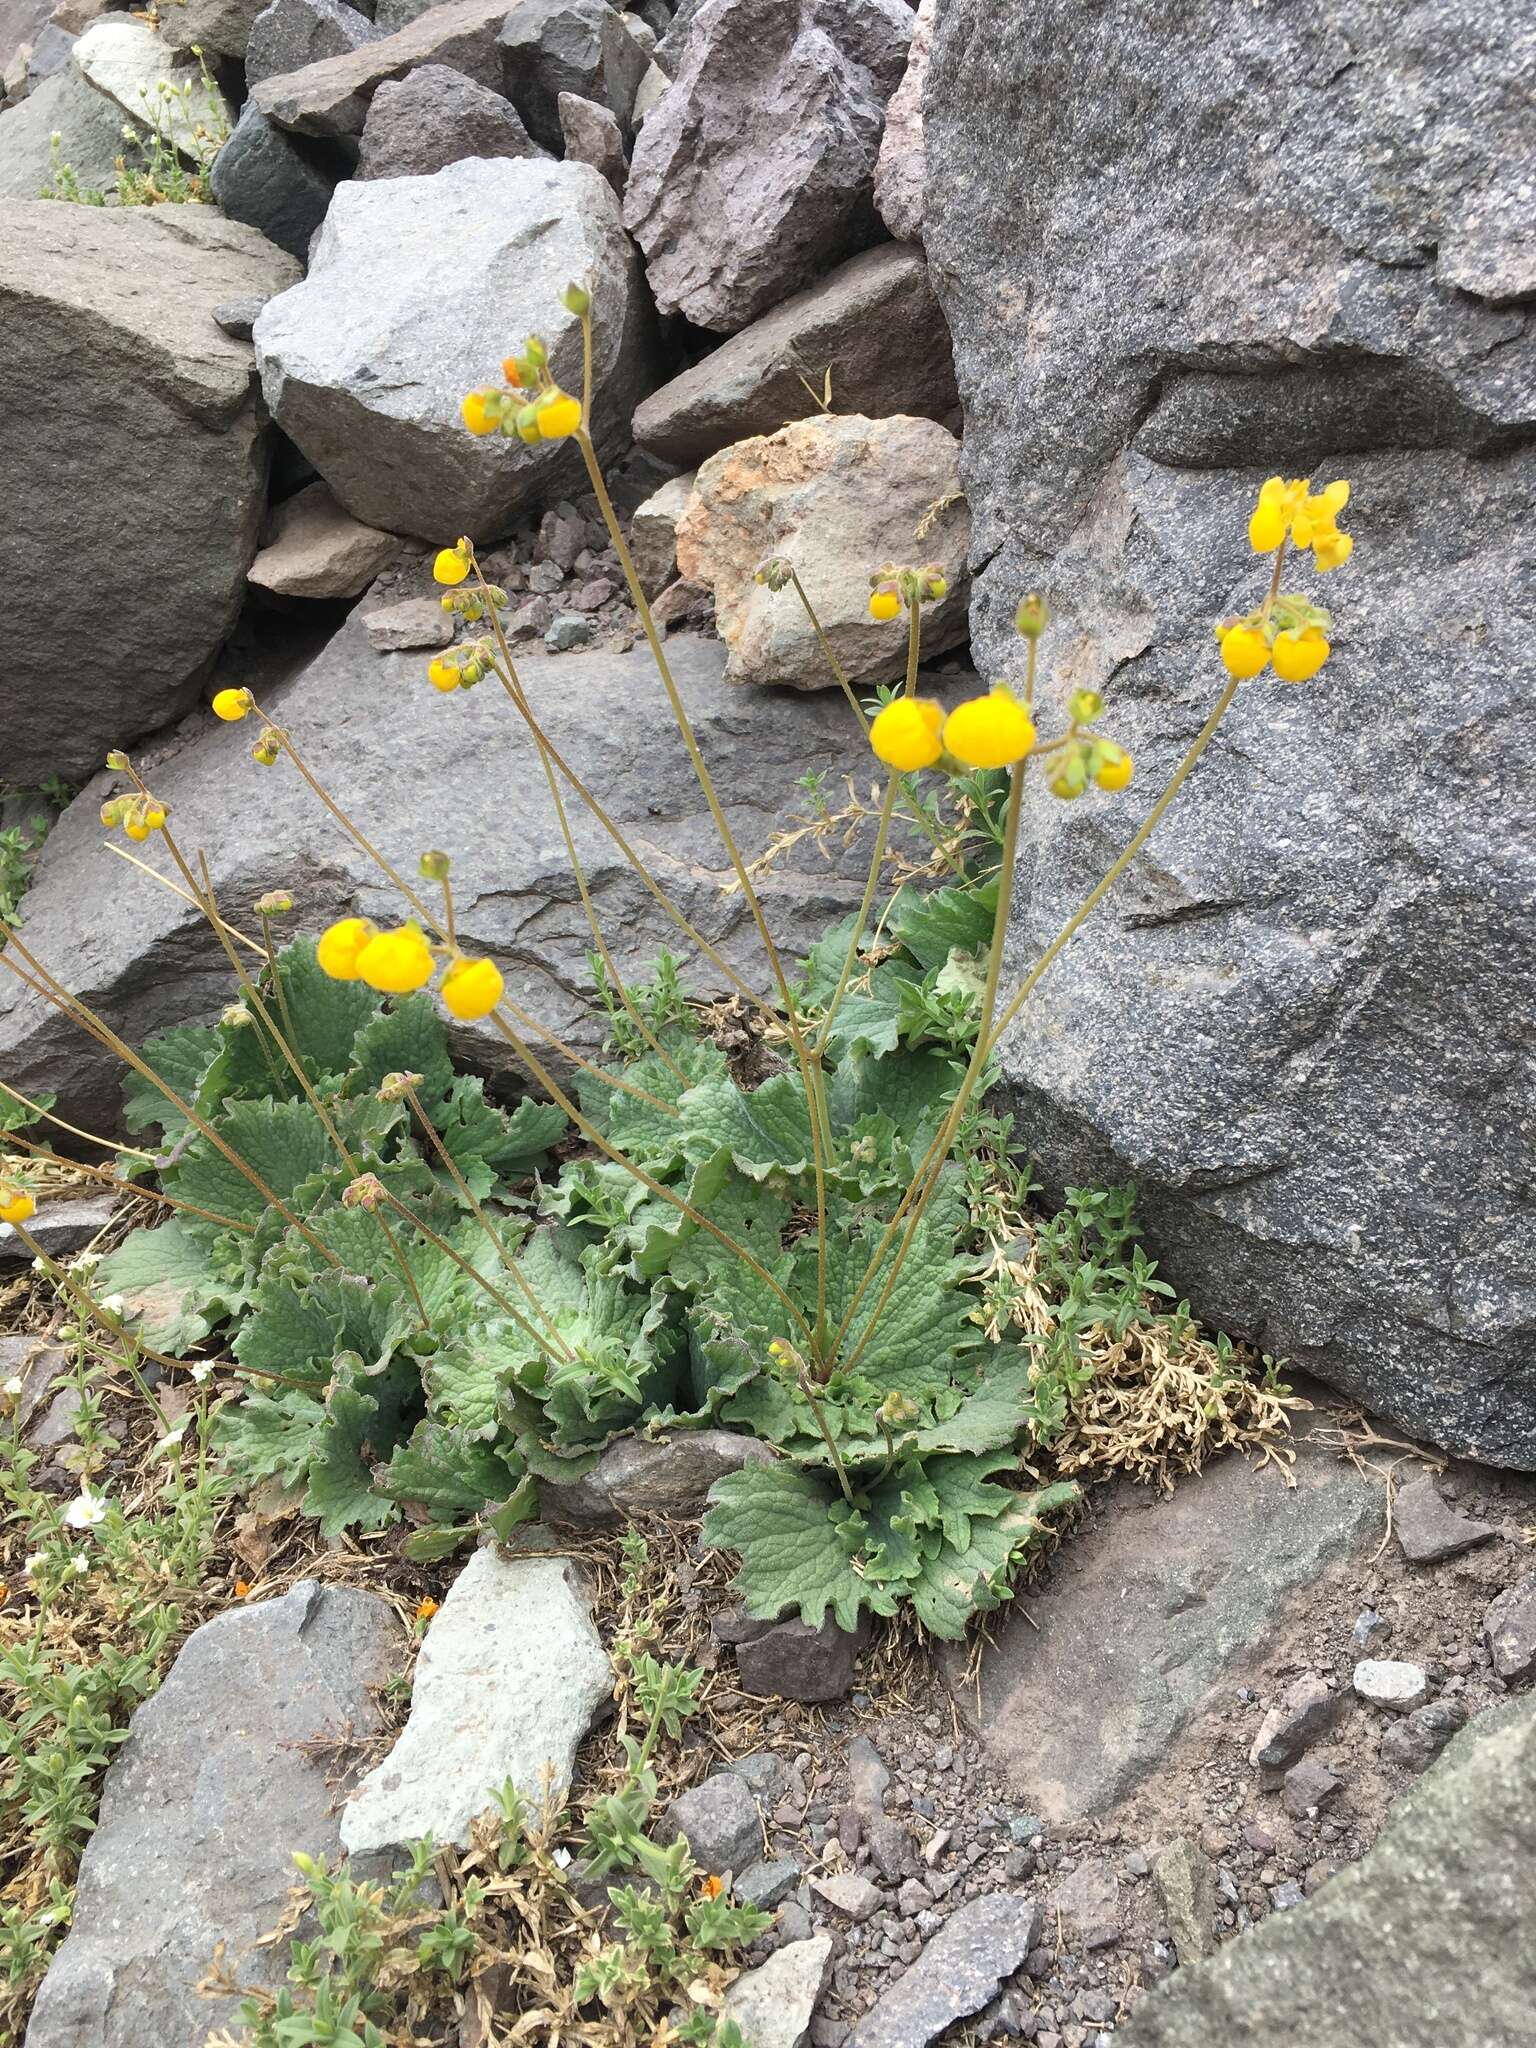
[0,281,1355,1637]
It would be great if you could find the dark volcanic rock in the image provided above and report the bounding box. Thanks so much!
[497,0,647,151]
[355,62,544,176]
[244,0,380,87]
[208,101,340,265]
[924,0,1536,1466]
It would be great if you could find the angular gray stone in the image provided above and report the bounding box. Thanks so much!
[71,16,230,148]
[723,1935,834,2048]
[0,64,126,199]
[871,0,928,243]
[1392,1473,1499,1564]
[1379,1699,1467,1772]
[847,1895,1043,2048]
[628,468,694,596]
[632,243,958,469]
[538,1428,772,1531]
[734,1856,800,1910]
[249,479,400,597]
[732,1608,870,1704]
[213,294,270,340]
[0,623,889,1155]
[557,87,625,197]
[946,1434,1376,1821]
[355,61,543,176]
[208,99,338,265]
[498,0,647,151]
[1152,1838,1218,1964]
[926,0,1536,1470]
[810,1872,883,1921]
[675,412,969,690]
[662,1770,761,1875]
[255,155,655,540]
[341,1550,610,1855]
[1482,1567,1536,1682]
[0,203,298,784]
[159,0,270,58]
[1280,1758,1341,1820]
[244,0,380,87]
[1352,1660,1430,1714]
[24,1581,399,2048]
[251,0,513,137]
[0,1333,68,1438]
[364,594,455,649]
[0,1191,115,1268]
[1120,1696,1536,2048]
[1049,1855,1118,1941]
[623,0,911,332]
[1248,1673,1346,1783]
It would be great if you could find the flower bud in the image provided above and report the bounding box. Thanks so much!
[1068,688,1103,725]
[376,1070,423,1103]
[418,850,451,882]
[341,1173,385,1211]
[1015,593,1049,640]
[254,890,293,916]
[105,749,130,772]
[523,334,548,370]
[754,556,794,591]
[99,798,126,829]
[221,1002,254,1029]
[561,280,591,316]
[877,1390,920,1428]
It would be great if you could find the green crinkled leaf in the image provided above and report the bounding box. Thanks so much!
[807,1184,975,1396]
[347,992,455,1110]
[122,1026,222,1140]
[92,1216,230,1356]
[494,1096,569,1172]
[302,1372,402,1537]
[905,1476,1079,1638]
[889,877,998,972]
[219,941,379,1103]
[678,1074,816,1180]
[826,1047,959,1153]
[702,1463,902,1633]
[799,919,919,1061]
[216,1386,326,1490]
[422,1320,533,1439]
[375,1419,522,1520]
[168,1097,341,1225]
[667,1158,794,1351]
[233,1267,417,1387]
[600,1040,729,1169]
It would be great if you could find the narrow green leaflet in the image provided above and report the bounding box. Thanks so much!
[92,1216,230,1355]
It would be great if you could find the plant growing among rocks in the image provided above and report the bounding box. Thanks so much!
[0,285,1355,1642]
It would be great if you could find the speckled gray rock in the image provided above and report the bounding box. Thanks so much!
[249,479,400,597]
[342,1551,609,1855]
[623,0,911,332]
[1482,1567,1536,1681]
[71,16,230,147]
[251,0,512,137]
[158,0,270,57]
[1122,1696,1536,2048]
[632,242,958,468]
[926,0,1536,1468]
[244,0,380,88]
[557,87,625,196]
[661,1770,761,1875]
[363,595,454,649]
[0,625,896,1133]
[1353,1660,1430,1714]
[24,1582,400,2048]
[847,1895,1043,2048]
[208,100,338,264]
[1153,1838,1218,1963]
[498,0,647,151]
[949,1435,1376,1820]
[354,62,543,176]
[539,1429,772,1531]
[0,203,297,784]
[0,1192,114,1269]
[723,1936,833,2048]
[1379,1699,1467,1771]
[871,0,929,242]
[0,65,126,199]
[1392,1474,1500,1564]
[628,468,695,595]
[810,1872,883,1921]
[255,156,655,539]
[675,412,969,690]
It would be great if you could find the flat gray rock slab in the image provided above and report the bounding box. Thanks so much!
[24,1581,400,2048]
[723,1935,833,2048]
[341,1550,610,1855]
[949,1433,1376,1821]
[1121,1695,1536,2048]
[846,1893,1043,2048]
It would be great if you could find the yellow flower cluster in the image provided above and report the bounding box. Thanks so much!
[0,1187,35,1227]
[209,687,284,764]
[1249,477,1352,571]
[99,792,168,843]
[1218,622,1332,683]
[459,305,589,446]
[317,918,505,1020]
[870,687,1036,772]
[867,562,949,621]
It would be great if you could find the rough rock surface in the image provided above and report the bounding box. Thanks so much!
[207,100,339,264]
[354,61,543,176]
[158,0,269,58]
[255,156,654,540]
[557,87,625,196]
[24,1582,399,2048]
[342,1551,609,1855]
[631,243,957,468]
[0,63,126,196]
[1121,1696,1536,2047]
[947,1435,1376,1821]
[251,0,511,136]
[925,0,1536,1468]
[244,0,380,87]
[0,1192,115,1268]
[1392,1473,1499,1564]
[628,468,695,595]
[872,0,929,242]
[623,0,911,332]
[661,1770,762,1875]
[498,0,646,151]
[846,1895,1043,2048]
[1482,1567,1536,1681]
[539,1429,771,1531]
[363,594,455,649]
[71,15,229,147]
[249,479,400,597]
[0,626,893,1135]
[0,204,298,784]
[1152,1838,1219,1963]
[722,1935,833,2048]
[676,413,969,690]
[728,1610,869,1704]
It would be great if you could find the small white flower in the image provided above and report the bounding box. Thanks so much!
[190,1362,214,1384]
[70,1252,99,1275]
[3,1375,22,1398]
[23,1551,45,1577]
[99,1294,127,1318]
[63,1488,108,1530]
[73,1554,89,1576]
[30,1257,46,1275]
[154,1424,188,1454]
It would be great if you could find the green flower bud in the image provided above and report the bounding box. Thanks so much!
[1015,593,1049,640]
[418,850,451,882]
[1068,688,1103,725]
[561,280,591,316]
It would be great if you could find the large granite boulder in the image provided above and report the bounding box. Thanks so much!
[623,0,911,333]
[353,61,544,176]
[71,15,230,147]
[1122,1695,1536,2047]
[925,0,1536,1466]
[0,204,299,784]
[250,0,512,136]
[24,1582,400,2048]
[0,628,901,1131]
[208,99,340,263]
[244,0,381,89]
[631,242,958,469]
[254,154,654,540]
